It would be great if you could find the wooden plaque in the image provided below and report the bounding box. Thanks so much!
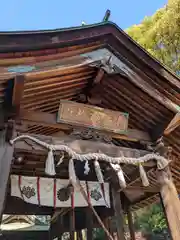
[57,100,128,134]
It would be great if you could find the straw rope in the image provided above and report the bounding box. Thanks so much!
[10,134,169,169]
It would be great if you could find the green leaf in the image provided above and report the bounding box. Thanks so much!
[126,0,180,75]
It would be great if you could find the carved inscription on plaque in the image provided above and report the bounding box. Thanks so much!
[57,100,128,134]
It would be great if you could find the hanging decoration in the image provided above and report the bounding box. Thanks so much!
[94,159,104,183]
[84,160,90,175]
[69,158,78,188]
[21,186,36,199]
[110,163,126,189]
[90,188,102,201]
[139,164,150,187]
[45,147,56,176]
[72,171,114,240]
[11,175,110,208]
[57,187,71,202]
[10,134,169,189]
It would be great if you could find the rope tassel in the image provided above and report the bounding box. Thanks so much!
[94,159,104,183]
[68,158,79,189]
[111,164,126,189]
[139,164,149,187]
[45,148,56,176]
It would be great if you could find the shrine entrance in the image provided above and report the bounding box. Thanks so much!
[1,100,179,240]
[0,17,180,240]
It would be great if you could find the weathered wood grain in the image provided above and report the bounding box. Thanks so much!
[158,168,180,240]
[0,130,14,219]
[112,188,126,240]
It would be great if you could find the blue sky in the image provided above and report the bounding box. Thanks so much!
[0,0,167,31]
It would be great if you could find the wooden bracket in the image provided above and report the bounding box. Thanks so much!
[87,68,105,105]
[3,75,25,120]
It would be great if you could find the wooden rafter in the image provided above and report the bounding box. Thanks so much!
[151,111,180,141]
[108,46,179,113]
[164,112,180,135]
[18,110,151,142]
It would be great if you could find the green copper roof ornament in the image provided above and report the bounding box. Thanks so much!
[81,9,110,26]
[81,21,86,26]
[103,9,111,22]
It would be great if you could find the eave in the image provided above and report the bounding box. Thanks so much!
[0,21,179,90]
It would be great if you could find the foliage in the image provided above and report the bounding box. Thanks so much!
[126,0,180,74]
[93,228,105,240]
[126,2,180,237]
[134,203,170,239]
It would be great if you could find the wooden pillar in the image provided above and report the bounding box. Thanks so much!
[70,209,75,240]
[157,167,180,240]
[49,215,63,240]
[112,188,126,240]
[159,193,172,240]
[77,230,83,240]
[127,208,136,240]
[86,207,93,240]
[103,217,112,240]
[0,129,14,220]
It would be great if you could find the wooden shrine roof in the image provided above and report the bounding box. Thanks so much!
[0,21,180,210]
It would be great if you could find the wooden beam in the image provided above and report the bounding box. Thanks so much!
[127,208,136,240]
[103,217,112,240]
[19,110,151,142]
[12,133,150,160]
[159,193,172,239]
[50,215,63,240]
[4,196,54,215]
[131,191,158,207]
[157,167,180,240]
[2,231,49,240]
[0,129,14,220]
[150,117,174,141]
[3,76,25,120]
[19,110,72,130]
[70,207,75,240]
[151,112,180,141]
[116,167,154,193]
[12,75,25,112]
[86,207,93,240]
[0,105,5,130]
[112,188,126,240]
[164,112,180,135]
